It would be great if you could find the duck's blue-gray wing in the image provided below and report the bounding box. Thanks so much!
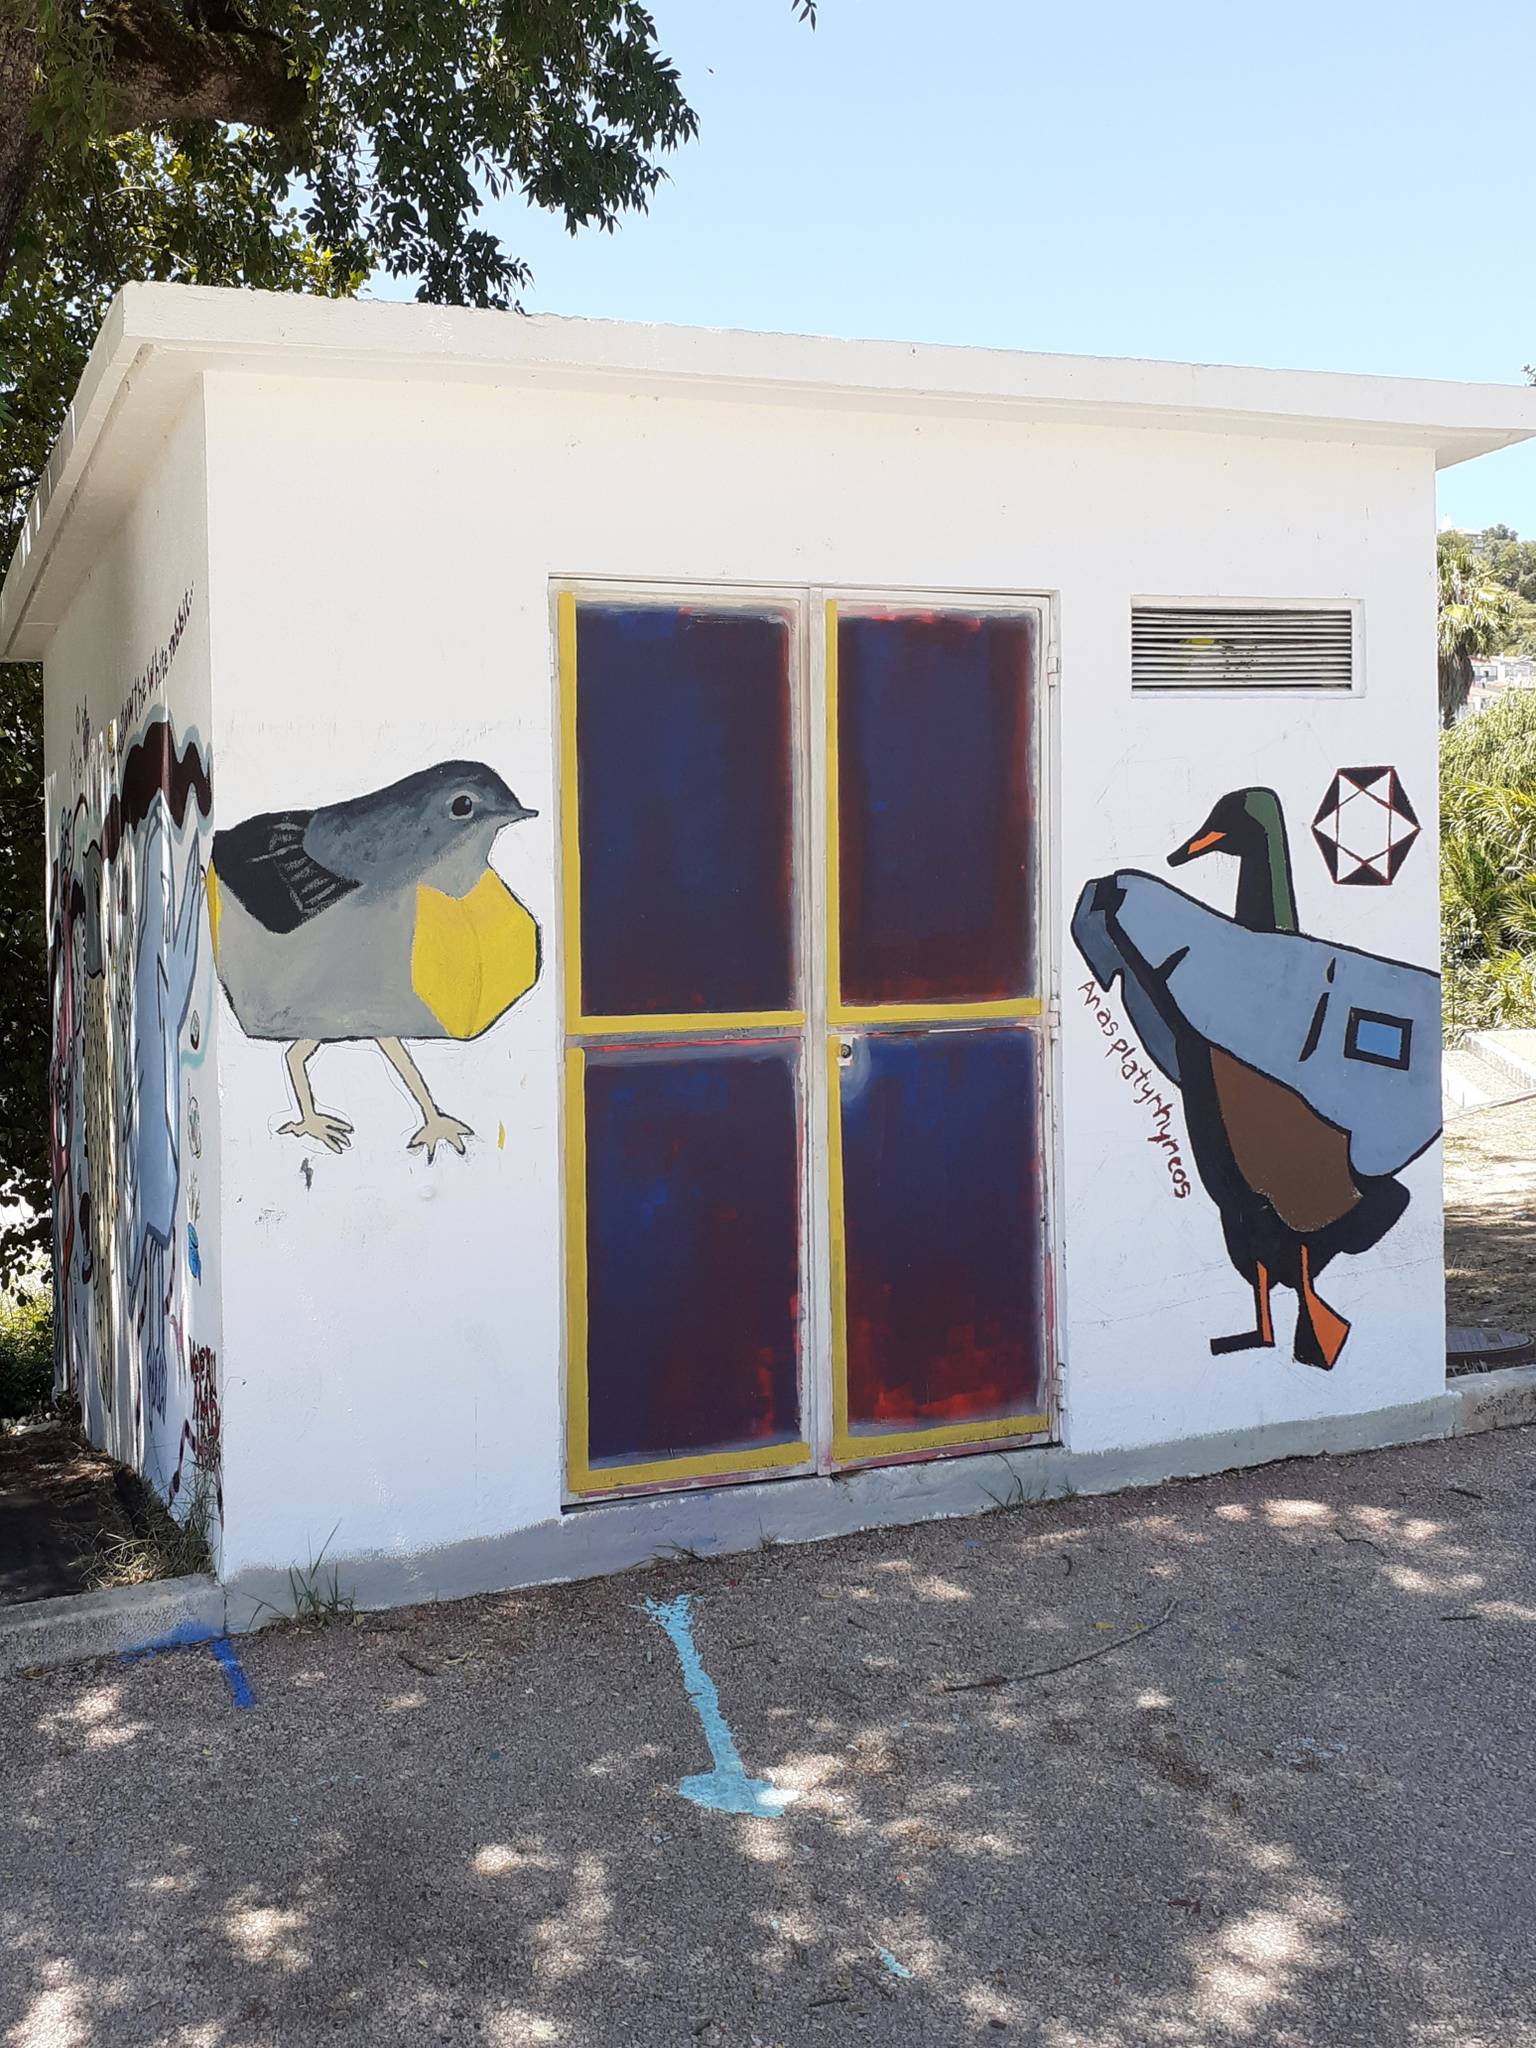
[1075,872,1441,1179]
[1071,876,1183,1085]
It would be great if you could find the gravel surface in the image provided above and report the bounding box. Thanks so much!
[1445,1096,1536,1339]
[5,1426,1536,2047]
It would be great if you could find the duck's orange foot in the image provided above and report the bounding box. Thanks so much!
[1210,1263,1276,1357]
[1294,1246,1350,1370]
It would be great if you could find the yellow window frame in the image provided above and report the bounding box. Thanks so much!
[823,598,1050,1465]
[558,591,813,1497]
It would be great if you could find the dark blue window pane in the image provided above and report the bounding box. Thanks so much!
[838,612,1035,1006]
[576,606,795,1017]
[841,1029,1043,1432]
[584,1044,802,1466]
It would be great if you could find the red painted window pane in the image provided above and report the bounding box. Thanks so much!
[840,1028,1043,1434]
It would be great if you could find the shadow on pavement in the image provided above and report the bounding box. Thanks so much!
[3,1426,1535,2046]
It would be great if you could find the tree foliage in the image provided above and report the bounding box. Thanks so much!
[1441,522,1536,659]
[1437,530,1520,728]
[1441,688,1536,1040]
[0,0,815,1280]
[2,3,813,302]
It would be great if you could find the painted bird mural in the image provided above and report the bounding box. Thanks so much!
[1072,787,1441,1370]
[207,761,540,1160]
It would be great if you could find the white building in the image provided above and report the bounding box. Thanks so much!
[5,285,1533,1619]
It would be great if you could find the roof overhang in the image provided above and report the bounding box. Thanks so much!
[7,281,1536,660]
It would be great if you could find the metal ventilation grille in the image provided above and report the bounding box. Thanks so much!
[1132,606,1354,692]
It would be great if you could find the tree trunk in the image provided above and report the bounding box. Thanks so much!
[0,30,46,287]
[0,5,305,285]
[103,3,306,130]
[1439,646,1473,729]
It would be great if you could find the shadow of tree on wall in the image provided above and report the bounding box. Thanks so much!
[3,1428,1535,2047]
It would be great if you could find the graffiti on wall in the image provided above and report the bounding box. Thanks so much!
[49,595,217,1499]
[1072,786,1441,1370]
[207,760,541,1160]
[167,1340,222,1516]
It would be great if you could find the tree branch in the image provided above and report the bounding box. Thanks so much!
[103,0,304,129]
[0,30,47,284]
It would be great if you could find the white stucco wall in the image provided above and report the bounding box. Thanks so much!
[42,391,225,1551]
[192,366,1442,1581]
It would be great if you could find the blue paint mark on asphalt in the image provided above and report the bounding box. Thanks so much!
[876,1948,912,1980]
[123,1622,254,1710]
[643,1594,798,1818]
[209,1637,254,1709]
[121,1618,221,1661]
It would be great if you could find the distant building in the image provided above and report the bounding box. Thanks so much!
[1471,656,1536,688]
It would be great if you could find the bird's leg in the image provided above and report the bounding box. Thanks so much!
[277,1040,353,1153]
[376,1037,472,1163]
[1209,1261,1277,1356]
[1293,1244,1350,1370]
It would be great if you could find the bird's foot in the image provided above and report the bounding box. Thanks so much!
[1210,1329,1275,1357]
[1293,1303,1350,1371]
[278,1111,353,1154]
[407,1112,473,1163]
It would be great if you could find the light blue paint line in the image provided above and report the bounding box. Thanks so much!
[209,1637,254,1710]
[643,1594,799,1818]
[876,1948,912,1980]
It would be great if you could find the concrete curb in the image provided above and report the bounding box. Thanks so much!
[1466,1031,1536,1094]
[1451,1361,1536,1435]
[0,1573,224,1678]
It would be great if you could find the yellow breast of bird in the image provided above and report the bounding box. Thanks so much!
[411,871,540,1040]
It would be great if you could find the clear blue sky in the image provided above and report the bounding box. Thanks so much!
[388,0,1536,532]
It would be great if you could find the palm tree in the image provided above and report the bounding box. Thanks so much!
[1438,531,1519,727]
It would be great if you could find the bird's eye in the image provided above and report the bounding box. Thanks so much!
[451,793,474,818]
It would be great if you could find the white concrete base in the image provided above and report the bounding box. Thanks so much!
[225,1382,1494,1631]
[0,1573,224,1678]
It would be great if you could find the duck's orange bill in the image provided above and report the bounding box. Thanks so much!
[1183,829,1226,855]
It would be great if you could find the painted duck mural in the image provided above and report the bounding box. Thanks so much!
[1072,788,1440,1370]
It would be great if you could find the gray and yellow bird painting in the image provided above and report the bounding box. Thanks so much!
[207,761,540,1160]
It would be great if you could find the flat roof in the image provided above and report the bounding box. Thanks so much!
[7,281,1536,659]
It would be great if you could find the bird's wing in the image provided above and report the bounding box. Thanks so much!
[209,810,359,934]
[1091,873,1442,1179]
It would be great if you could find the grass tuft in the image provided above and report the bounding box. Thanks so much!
[0,1278,53,1423]
[80,1464,215,1589]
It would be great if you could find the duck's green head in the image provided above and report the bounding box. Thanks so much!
[1168,786,1297,934]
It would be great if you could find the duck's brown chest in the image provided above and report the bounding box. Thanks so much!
[1209,1046,1361,1235]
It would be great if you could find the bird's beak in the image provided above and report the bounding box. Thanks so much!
[1168,827,1224,867]
[504,803,538,824]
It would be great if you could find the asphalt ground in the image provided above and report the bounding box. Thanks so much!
[4,1425,1535,2048]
